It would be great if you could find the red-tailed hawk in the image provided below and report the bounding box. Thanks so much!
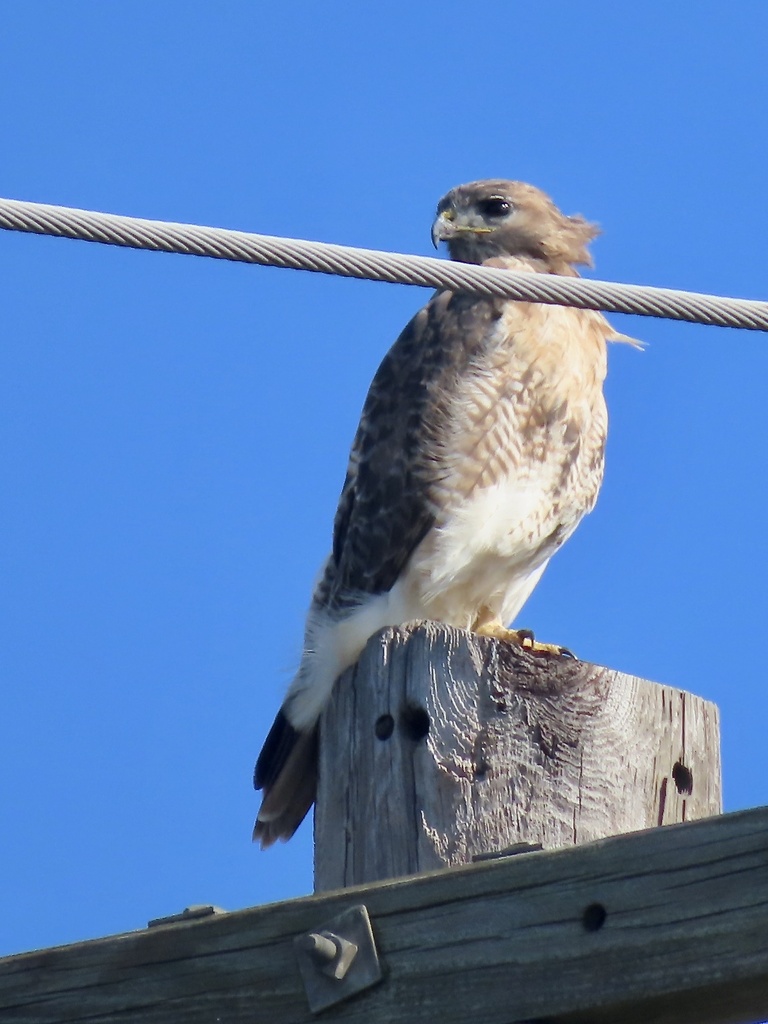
[254,179,634,847]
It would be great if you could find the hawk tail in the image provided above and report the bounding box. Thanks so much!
[253,708,318,848]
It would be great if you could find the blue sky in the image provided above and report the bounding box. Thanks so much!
[1,2,767,958]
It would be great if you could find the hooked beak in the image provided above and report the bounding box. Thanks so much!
[431,209,492,248]
[431,209,455,249]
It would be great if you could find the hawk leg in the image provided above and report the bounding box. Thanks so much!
[474,621,574,658]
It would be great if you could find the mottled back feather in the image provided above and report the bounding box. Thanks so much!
[318,291,508,609]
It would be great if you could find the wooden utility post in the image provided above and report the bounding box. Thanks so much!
[315,622,721,891]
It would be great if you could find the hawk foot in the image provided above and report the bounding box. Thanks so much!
[474,623,575,659]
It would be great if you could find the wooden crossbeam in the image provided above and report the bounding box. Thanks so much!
[2,803,767,1023]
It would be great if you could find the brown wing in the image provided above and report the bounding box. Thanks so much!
[316,288,506,611]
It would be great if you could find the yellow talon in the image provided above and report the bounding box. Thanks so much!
[474,622,574,658]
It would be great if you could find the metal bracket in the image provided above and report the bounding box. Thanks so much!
[147,905,226,928]
[294,904,382,1013]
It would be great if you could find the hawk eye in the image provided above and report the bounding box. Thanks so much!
[478,197,511,219]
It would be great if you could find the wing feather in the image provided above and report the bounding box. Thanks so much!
[319,289,506,610]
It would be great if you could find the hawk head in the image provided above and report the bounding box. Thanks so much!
[432,179,599,273]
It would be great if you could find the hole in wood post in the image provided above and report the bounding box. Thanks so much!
[672,761,693,795]
[582,903,607,932]
[473,760,489,781]
[374,714,395,740]
[399,705,430,742]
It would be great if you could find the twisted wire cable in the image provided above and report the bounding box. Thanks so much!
[1,197,767,331]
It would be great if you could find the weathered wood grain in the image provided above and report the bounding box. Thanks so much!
[1,806,767,1024]
[315,623,722,891]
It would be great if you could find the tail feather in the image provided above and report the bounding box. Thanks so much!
[253,709,318,848]
[254,708,300,790]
